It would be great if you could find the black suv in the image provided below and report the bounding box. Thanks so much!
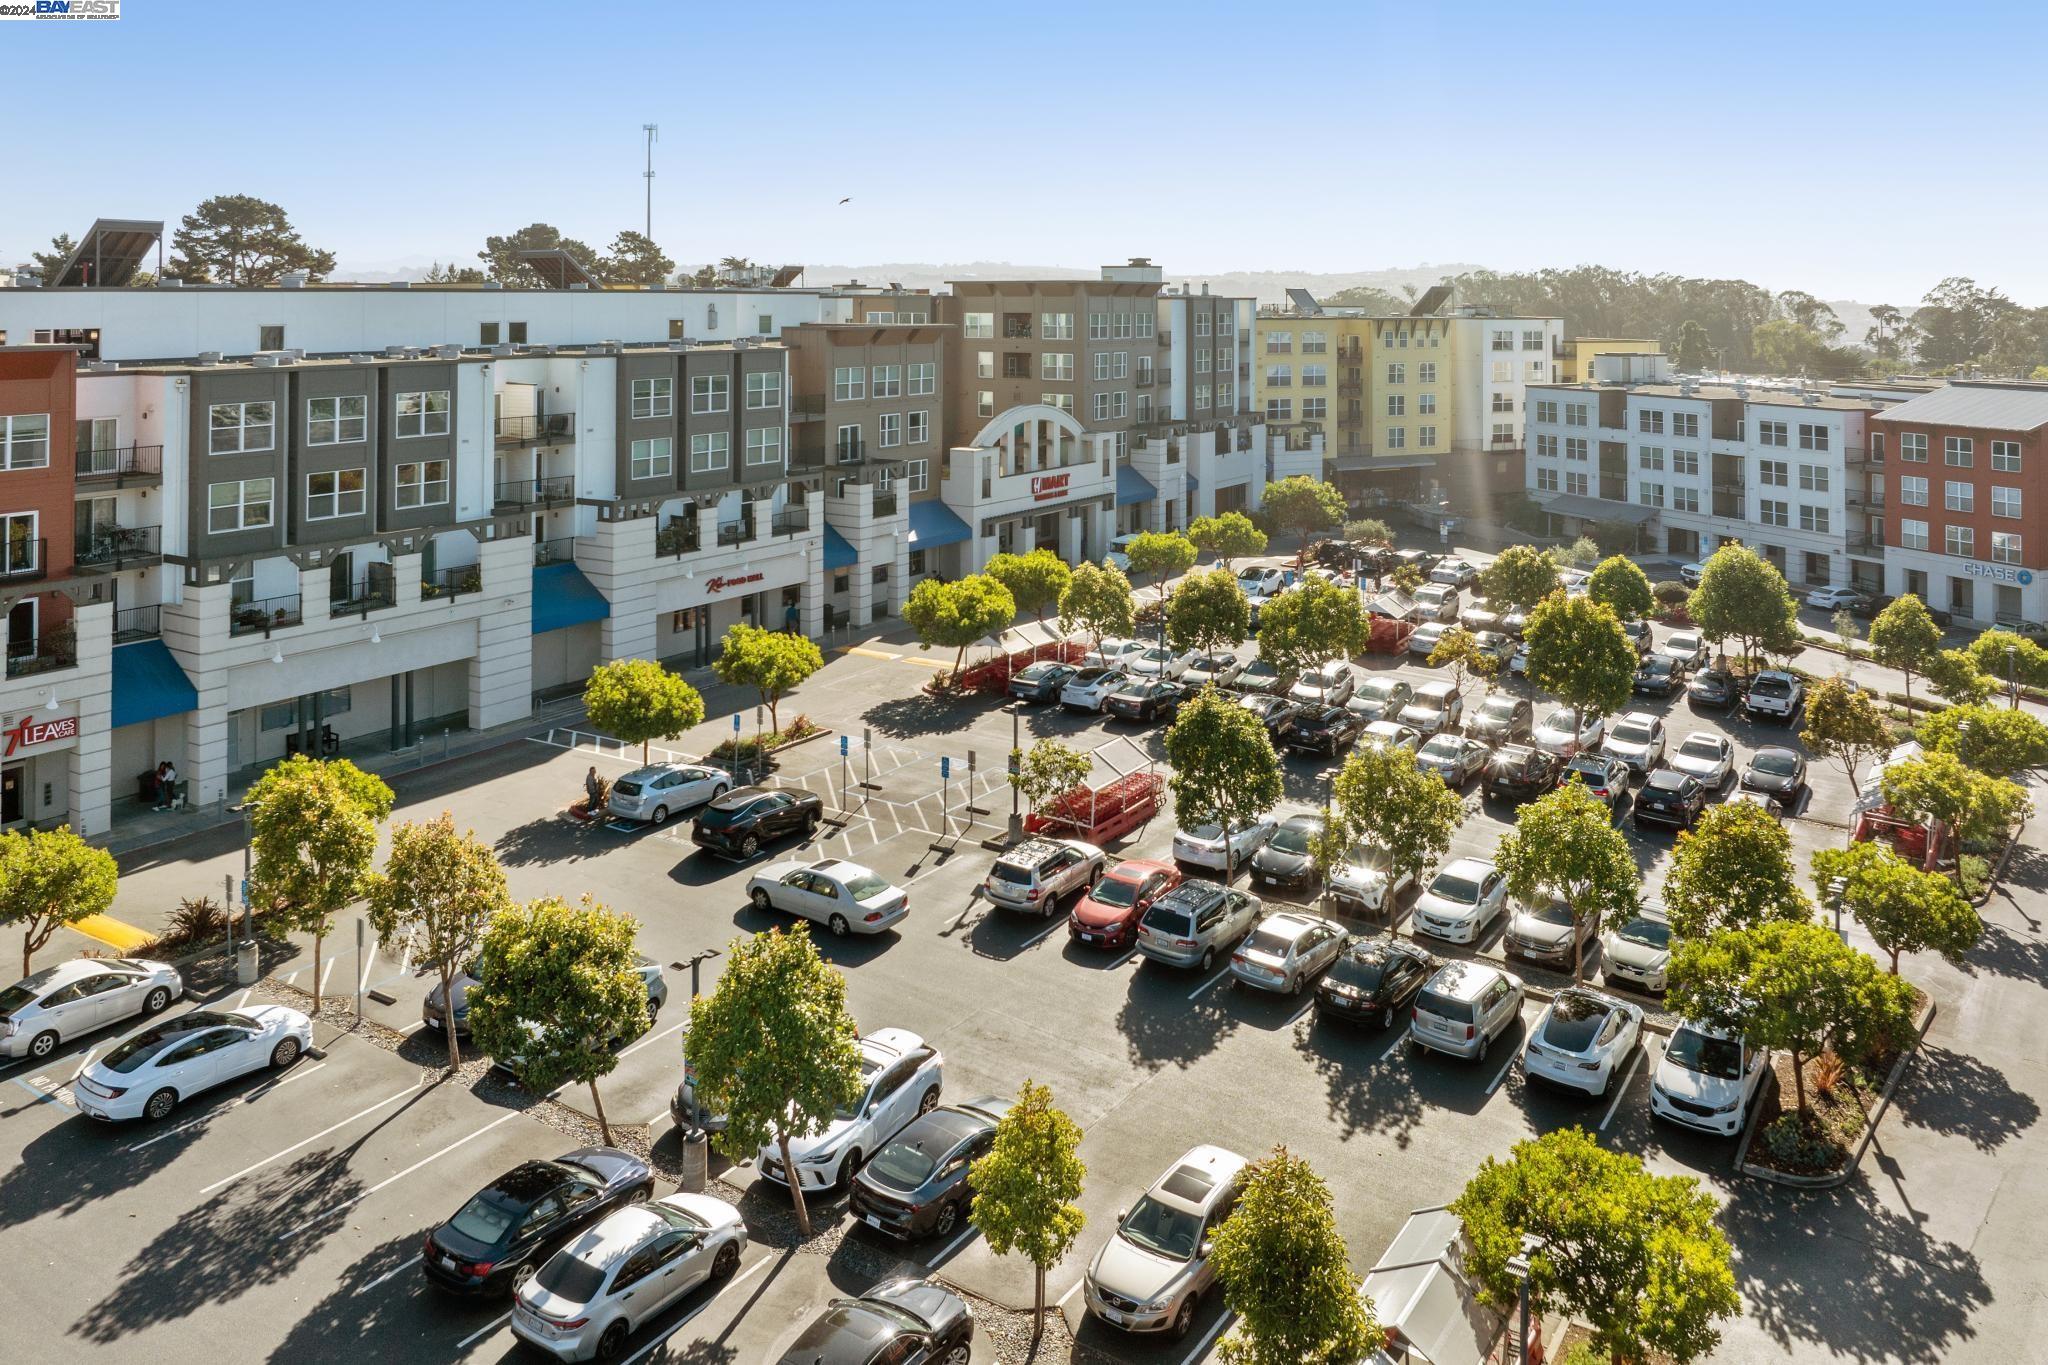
[849,1096,1013,1241]
[1282,704,1368,756]
[1633,769,1706,830]
[1485,744,1563,802]
[691,785,825,859]
[423,1148,655,1296]
[1315,938,1439,1030]
[1239,692,1303,741]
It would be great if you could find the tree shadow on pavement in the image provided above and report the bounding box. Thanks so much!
[1112,967,1241,1072]
[1891,1045,2040,1153]
[1296,1013,1426,1148]
[1958,918,2048,987]
[0,1084,240,1231]
[263,1228,483,1364]
[864,694,974,740]
[494,812,614,868]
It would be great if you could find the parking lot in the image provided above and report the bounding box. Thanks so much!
[3,546,2039,1365]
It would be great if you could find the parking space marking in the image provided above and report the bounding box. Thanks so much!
[10,1075,68,1110]
[1017,918,1067,950]
[620,1016,689,1060]
[925,1223,977,1267]
[1181,1308,1237,1365]
[1108,947,1139,969]
[1284,997,1318,1028]
[456,1311,513,1351]
[320,956,340,996]
[1056,1278,1086,1308]
[1483,1047,1518,1095]
[1600,1045,1651,1132]
[618,1252,773,1365]
[198,1081,423,1194]
[1186,967,1232,1000]
[281,1109,523,1239]
[124,1060,332,1154]
[352,1253,423,1296]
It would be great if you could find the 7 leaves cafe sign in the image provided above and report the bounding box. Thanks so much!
[3,708,80,757]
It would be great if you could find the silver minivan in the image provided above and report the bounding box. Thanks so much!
[1136,882,1262,972]
[1409,961,1524,1062]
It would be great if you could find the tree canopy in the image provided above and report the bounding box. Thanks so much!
[245,755,394,1012]
[1260,477,1345,561]
[1188,512,1268,569]
[166,194,335,285]
[1917,703,2048,778]
[1585,555,1654,621]
[1165,689,1284,877]
[712,624,824,734]
[1427,626,1499,699]
[1166,567,1251,656]
[1476,545,1560,613]
[1811,841,1980,974]
[1687,544,1799,666]
[969,1080,1087,1348]
[477,222,602,285]
[903,574,1018,682]
[1924,648,1994,706]
[1880,750,2031,849]
[1125,530,1198,603]
[1058,561,1136,652]
[1492,783,1639,981]
[1661,800,1810,940]
[582,658,707,765]
[1323,744,1466,900]
[365,813,514,1070]
[1212,1146,1382,1365]
[984,549,1072,626]
[1801,677,1893,791]
[599,230,674,286]
[1867,595,1944,706]
[1522,592,1635,743]
[0,826,117,979]
[1010,740,1092,823]
[1256,573,1370,679]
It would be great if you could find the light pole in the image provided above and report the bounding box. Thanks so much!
[1506,1233,1545,1363]
[2007,641,2019,710]
[670,947,722,1192]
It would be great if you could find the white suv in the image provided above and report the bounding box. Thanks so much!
[983,838,1107,914]
[759,1029,944,1191]
[1649,1020,1769,1137]
[1744,670,1804,722]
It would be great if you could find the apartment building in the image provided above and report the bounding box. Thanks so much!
[1868,382,2048,628]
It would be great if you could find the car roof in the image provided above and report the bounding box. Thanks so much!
[623,762,699,780]
[1260,911,1338,940]
[1427,960,1505,1000]
[1105,858,1175,879]
[1440,856,1494,877]
[487,1159,582,1205]
[1618,710,1658,724]
[1645,768,1691,789]
[10,959,110,991]
[1148,1145,1248,1213]
[1415,680,1457,698]
[859,1027,926,1063]
[557,1204,668,1268]
[709,786,769,808]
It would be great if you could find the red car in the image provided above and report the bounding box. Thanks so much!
[1068,859,1181,950]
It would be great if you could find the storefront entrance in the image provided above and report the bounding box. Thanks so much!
[1,765,20,825]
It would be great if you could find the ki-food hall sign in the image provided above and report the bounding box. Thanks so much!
[1031,472,1072,502]
[3,710,79,756]
[705,572,766,595]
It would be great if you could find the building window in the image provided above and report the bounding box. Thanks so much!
[208,477,274,533]
[745,428,782,466]
[1639,410,1665,434]
[907,549,927,575]
[1672,413,1700,438]
[1492,422,1515,444]
[1194,312,1212,338]
[1946,436,1974,466]
[1387,395,1405,417]
[1386,427,1405,449]
[630,377,673,419]
[1946,524,1974,557]
[1418,393,1436,416]
[977,391,994,418]
[871,365,902,399]
[394,390,450,438]
[1759,460,1789,487]
[1992,439,2021,472]
[0,414,50,470]
[1536,467,1559,492]
[305,468,366,520]
[1114,313,1133,340]
[1565,403,1589,427]
[1113,390,1130,418]
[1640,447,1665,471]
[1994,485,2021,519]
[1089,312,1111,341]
[1299,331,1326,353]
[1673,450,1699,477]
[691,375,730,414]
[835,424,862,460]
[1491,330,1513,352]
[1757,421,1788,447]
[1266,332,1293,354]
[1136,311,1155,338]
[907,411,930,444]
[1799,505,1830,533]
[1566,471,1589,495]
[1760,499,1789,528]
[1386,363,1406,385]
[879,412,903,447]
[904,458,930,493]
[1302,397,1327,420]
[689,432,730,473]
[1566,438,1589,461]
[1900,518,1929,551]
[908,362,936,396]
[480,323,500,345]
[1492,393,1514,413]
[975,352,994,380]
[396,460,449,507]
[1523,329,1545,350]
[306,395,367,446]
[630,437,673,480]
[1042,392,1073,412]
[745,371,782,409]
[1194,384,1212,410]
[208,401,275,455]
[1266,398,1292,421]
[1041,312,1074,340]
[1799,464,1830,492]
[1419,362,1437,383]
[1041,352,1074,382]
[508,322,527,344]
[1535,435,1558,459]
[1673,487,1700,513]
[1900,432,1929,462]
[1945,480,1974,513]
[1092,392,1111,422]
[963,313,993,339]
[1639,482,1665,508]
[1900,475,1928,506]
[1993,531,2022,564]
[1301,365,1326,387]
[832,366,865,402]
[1798,423,1830,450]
[1534,400,1557,424]
[258,324,285,352]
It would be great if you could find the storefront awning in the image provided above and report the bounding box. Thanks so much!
[111,639,198,730]
[906,499,972,551]
[1534,492,1660,525]
[1187,474,1200,492]
[823,524,858,572]
[1116,464,1158,507]
[531,562,611,634]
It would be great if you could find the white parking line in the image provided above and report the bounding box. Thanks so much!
[1019,918,1067,949]
[124,1061,331,1154]
[618,1253,773,1365]
[1483,1047,1518,1095]
[9,1076,67,1110]
[280,1109,522,1239]
[620,1016,689,1059]
[235,988,253,1009]
[1600,1047,1650,1132]
[352,1253,423,1296]
[1180,1307,1236,1365]
[925,1223,977,1267]
[198,1081,421,1193]
[320,956,339,996]
[1284,996,1318,1028]
[456,1311,513,1351]
[1108,947,1140,969]
[1186,966,1233,1001]
[1055,1278,1087,1308]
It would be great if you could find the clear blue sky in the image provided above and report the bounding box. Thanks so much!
[6,0,2044,305]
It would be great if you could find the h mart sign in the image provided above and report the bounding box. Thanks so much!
[3,711,79,757]
[1030,472,1072,502]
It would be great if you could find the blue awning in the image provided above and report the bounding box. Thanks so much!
[531,562,611,634]
[111,639,197,730]
[906,499,972,550]
[1116,464,1158,507]
[1188,474,1200,492]
[823,524,858,572]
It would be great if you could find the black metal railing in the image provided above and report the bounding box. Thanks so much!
[657,515,701,556]
[494,412,576,447]
[836,438,866,464]
[230,593,302,637]
[772,508,810,534]
[73,524,162,570]
[533,538,575,567]
[330,575,398,616]
[0,539,46,581]
[421,565,483,600]
[716,519,755,547]
[790,394,826,420]
[1003,318,1033,339]
[113,604,162,642]
[5,635,77,679]
[75,444,163,482]
[494,476,576,508]
[1135,372,1155,388]
[871,490,899,517]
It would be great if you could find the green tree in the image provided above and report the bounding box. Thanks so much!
[1661,801,1810,939]
[598,230,674,287]
[1880,750,2032,852]
[365,813,514,1071]
[1260,476,1346,565]
[1925,648,1994,706]
[683,926,862,1238]
[1212,1147,1382,1365]
[421,260,486,284]
[1832,608,1864,658]
[27,233,77,283]
[1058,561,1137,654]
[1322,745,1466,913]
[1687,544,1799,669]
[1188,512,1268,570]
[477,222,602,286]
[984,549,1072,634]
[582,658,707,765]
[1341,517,1394,548]
[1493,783,1638,982]
[1388,562,1426,594]
[1585,555,1654,621]
[1811,842,1980,974]
[711,624,823,735]
[1451,1128,1739,1365]
[1165,689,1284,884]
[1966,629,2048,704]
[245,755,394,1013]
[1427,626,1498,700]
[1523,593,1635,754]
[1548,536,1601,570]
[466,895,648,1144]
[1918,703,2048,778]
[1256,573,1370,680]
[1476,544,1561,614]
[904,574,1017,683]
[0,826,117,979]
[969,1080,1087,1349]
[1674,319,1718,371]
[1801,677,1893,792]
[1166,567,1251,656]
[1126,530,1199,614]
[1868,594,1943,707]
[1009,740,1092,825]
[165,194,336,285]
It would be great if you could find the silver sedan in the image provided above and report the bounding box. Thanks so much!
[1229,912,1349,995]
[1668,732,1734,789]
[746,858,910,936]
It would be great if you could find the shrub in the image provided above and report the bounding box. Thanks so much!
[1812,1050,1847,1100]
[1557,1343,1612,1365]
[1758,1113,1845,1171]
[1653,579,1689,607]
[154,895,231,956]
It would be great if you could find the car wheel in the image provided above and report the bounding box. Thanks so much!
[1199,945,1216,971]
[144,1087,177,1121]
[143,986,172,1015]
[934,1199,960,1238]
[1379,1004,1396,1030]
[1595,1067,1613,1099]
[805,811,822,836]
[651,804,671,826]
[27,1029,58,1060]
[1285,974,1302,997]
[270,1036,302,1069]
[630,1182,653,1203]
[712,1240,741,1280]
[751,887,773,912]
[740,835,760,858]
[1477,1030,1490,1063]
[827,913,851,937]
[838,1148,864,1189]
[1170,1295,1197,1341]
[596,1320,631,1361]
[942,1345,970,1365]
[508,1262,537,1297]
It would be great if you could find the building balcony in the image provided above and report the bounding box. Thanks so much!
[1846,489,1885,510]
[75,443,163,487]
[836,438,867,464]
[112,604,161,643]
[1846,530,1887,557]
[73,523,162,573]
[771,507,810,535]
[1339,381,1362,397]
[330,574,398,617]
[495,412,576,448]
[1337,347,1363,364]
[716,518,756,548]
[421,565,483,601]
[0,539,47,582]
[1002,317,1033,340]
[1135,372,1155,389]
[790,393,826,421]
[230,593,303,638]
[533,537,575,567]
[1157,331,1172,348]
[495,476,576,510]
[5,627,76,680]
[656,515,701,557]
[872,490,899,518]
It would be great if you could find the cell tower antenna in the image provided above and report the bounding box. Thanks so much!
[642,123,659,241]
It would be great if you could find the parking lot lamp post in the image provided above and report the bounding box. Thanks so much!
[2007,642,2019,710]
[1507,1233,1544,1363]
[1009,707,1023,841]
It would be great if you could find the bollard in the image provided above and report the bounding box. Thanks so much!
[680,1126,710,1193]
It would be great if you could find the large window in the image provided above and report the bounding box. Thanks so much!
[307,395,367,445]
[0,414,49,470]
[1760,499,1789,528]
[1301,365,1326,387]
[878,413,902,447]
[1900,518,1929,551]
[1756,420,1789,447]
[630,437,673,480]
[745,428,782,467]
[1534,400,1557,424]
[1900,475,1928,506]
[1994,485,2022,519]
[306,468,366,520]
[962,313,993,339]
[1041,312,1074,341]
[1799,505,1830,533]
[1041,352,1074,381]
[1302,397,1328,420]
[1265,364,1292,387]
[1673,450,1699,477]
[832,366,865,402]
[395,390,450,437]
[1992,440,2022,472]
[1386,427,1405,449]
[396,460,449,507]
[1639,482,1665,508]
[908,362,936,396]
[1798,423,1829,450]
[1565,404,1589,427]
[1418,393,1437,415]
[1900,432,1929,462]
[1266,332,1293,354]
[1946,524,1974,557]
[1639,447,1665,471]
[689,432,730,473]
[209,401,275,455]
[1266,398,1292,421]
[1799,464,1830,492]
[1536,467,1559,492]
[1993,531,2023,564]
[905,458,930,493]
[690,375,730,414]
[1674,487,1700,513]
[1088,312,1111,341]
[1300,331,1327,353]
[1759,460,1789,487]
[208,478,274,533]
[1672,413,1700,438]
[1418,362,1437,383]
[907,411,930,444]
[630,377,673,419]
[1945,480,1974,513]
[1945,436,1974,466]
[1386,395,1405,417]
[1639,410,1665,434]
[745,371,782,410]
[871,365,902,399]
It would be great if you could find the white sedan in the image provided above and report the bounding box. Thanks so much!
[1416,734,1490,786]
[1326,844,1415,915]
[1806,586,1864,610]
[747,858,909,936]
[1411,857,1510,944]
[0,958,183,1061]
[1172,817,1278,871]
[1532,707,1605,758]
[1082,638,1147,670]
[1522,988,1643,1098]
[1359,720,1423,755]
[1668,732,1734,789]
[1288,660,1356,706]
[1060,666,1131,712]
[1127,645,1198,680]
[73,1005,312,1122]
[1182,652,1246,688]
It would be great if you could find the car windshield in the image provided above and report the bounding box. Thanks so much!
[844,872,893,901]
[1345,846,1391,875]
[1430,870,1481,904]
[1541,711,1578,732]
[1670,634,1700,650]
[1410,695,1447,714]
[1678,736,1723,759]
[534,1252,606,1305]
[1668,1026,1744,1080]
[1479,698,1516,720]
[1641,658,1672,674]
[697,802,751,829]
[1182,824,1222,842]
[1526,900,1576,927]
[1753,751,1801,776]
[1120,1195,1202,1260]
[1618,917,1671,949]
[1016,664,1058,681]
[1073,668,1115,685]
[1327,955,1387,991]
[449,1191,520,1246]
[1362,680,1400,700]
[867,1140,940,1189]
[1194,654,1232,671]
[1091,876,1141,909]
[1138,649,1172,664]
[1270,824,1315,855]
[1242,661,1276,678]
[0,981,44,1015]
[1542,994,1611,1051]
[833,1057,887,1121]
[1141,903,1196,937]
[1420,737,1461,760]
[1613,720,1656,744]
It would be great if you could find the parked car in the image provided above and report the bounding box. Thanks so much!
[1458,603,1502,634]
[1105,535,1141,573]
[1182,652,1245,688]
[1325,843,1414,917]
[1084,1146,1248,1339]
[1391,548,1441,578]
[1316,938,1440,1029]
[1484,743,1563,802]
[1508,640,1531,676]
[1465,694,1534,745]
[1744,669,1805,722]
[1532,707,1605,757]
[850,1096,1013,1242]
[488,959,669,1080]
[1128,646,1197,680]
[1106,677,1188,723]
[1562,753,1632,816]
[424,1147,656,1297]
[1498,608,1532,638]
[1678,561,1708,587]
[1471,630,1517,668]
[1649,1020,1769,1136]
[1431,557,1480,588]
[1412,857,1510,944]
[1632,769,1707,829]
[1358,720,1423,755]
[0,958,182,1062]
[1619,617,1654,659]
[1601,909,1672,993]
[1237,566,1289,599]
[1741,745,1808,802]
[691,786,824,860]
[1229,911,1348,995]
[1234,658,1287,694]
[1408,620,1452,659]
[1522,988,1644,1098]
[1413,584,1460,622]
[607,763,730,825]
[1401,680,1465,737]
[1504,895,1599,971]
[1250,813,1326,893]
[511,1192,747,1360]
[1660,630,1708,671]
[1137,880,1263,971]
[775,1279,974,1365]
[1633,655,1685,697]
[1348,676,1413,722]
[1687,667,1739,710]
[1070,859,1182,950]
[983,837,1108,914]
[1239,692,1303,741]
[1083,637,1147,670]
[1806,585,1866,611]
[72,1004,311,1123]
[1282,703,1368,756]
[1416,733,1490,786]
[747,858,910,937]
[1289,659,1357,706]
[758,1029,944,1193]
[1668,731,1735,789]
[1007,660,1080,703]
[1409,961,1525,1062]
[1060,666,1130,712]
[1600,711,1667,775]
[1171,817,1277,873]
